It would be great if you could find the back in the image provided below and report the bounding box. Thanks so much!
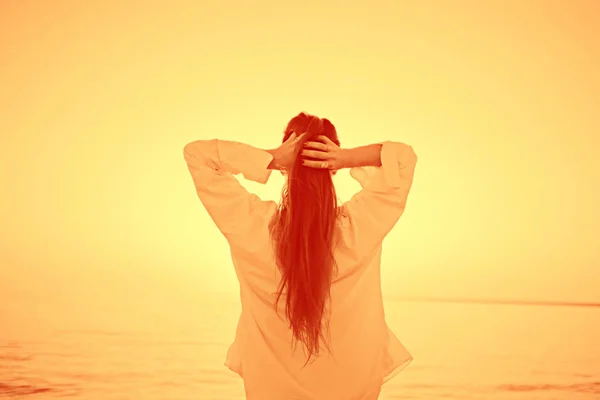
[225,141,417,400]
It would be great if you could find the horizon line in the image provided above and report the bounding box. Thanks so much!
[202,291,600,308]
[389,296,600,308]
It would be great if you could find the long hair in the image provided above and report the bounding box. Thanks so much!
[269,112,341,366]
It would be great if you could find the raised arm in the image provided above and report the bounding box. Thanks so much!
[183,139,275,246]
[340,141,417,257]
[301,137,417,256]
[342,143,383,168]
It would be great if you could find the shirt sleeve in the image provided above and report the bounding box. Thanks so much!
[183,139,275,244]
[341,141,418,257]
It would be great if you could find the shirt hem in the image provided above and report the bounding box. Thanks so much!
[382,356,413,385]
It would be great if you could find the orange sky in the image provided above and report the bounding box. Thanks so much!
[1,0,598,303]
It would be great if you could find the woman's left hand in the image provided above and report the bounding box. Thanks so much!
[268,132,306,171]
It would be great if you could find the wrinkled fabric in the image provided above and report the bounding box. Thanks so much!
[184,139,417,400]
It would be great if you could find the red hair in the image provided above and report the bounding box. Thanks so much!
[269,112,341,366]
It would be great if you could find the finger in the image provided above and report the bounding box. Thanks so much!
[287,132,297,143]
[301,149,328,160]
[303,140,328,151]
[295,132,307,143]
[317,135,336,146]
[287,132,305,145]
[302,159,329,169]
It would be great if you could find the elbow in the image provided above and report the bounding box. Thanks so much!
[183,140,220,165]
[183,141,197,158]
[409,146,417,166]
[183,141,205,165]
[183,140,208,160]
[400,143,417,168]
[184,139,218,154]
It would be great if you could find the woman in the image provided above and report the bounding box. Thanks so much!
[183,112,417,400]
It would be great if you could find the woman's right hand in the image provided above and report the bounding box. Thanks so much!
[300,135,349,172]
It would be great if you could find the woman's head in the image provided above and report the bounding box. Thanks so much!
[269,112,341,366]
[282,111,340,158]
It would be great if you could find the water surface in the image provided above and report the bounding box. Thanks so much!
[2,290,599,399]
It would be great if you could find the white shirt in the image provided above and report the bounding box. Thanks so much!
[184,139,417,400]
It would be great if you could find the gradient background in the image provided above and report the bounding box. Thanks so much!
[1,0,599,309]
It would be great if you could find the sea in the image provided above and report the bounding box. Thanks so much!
[1,289,599,400]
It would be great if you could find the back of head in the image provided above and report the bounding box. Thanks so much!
[269,112,341,366]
